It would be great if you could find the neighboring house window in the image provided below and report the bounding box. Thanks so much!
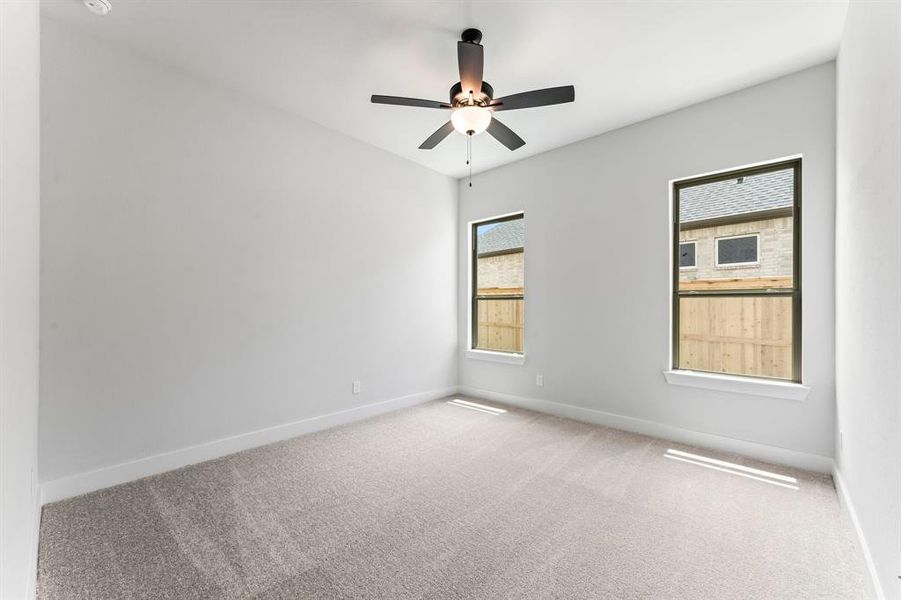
[679,241,696,268]
[716,234,759,267]
[472,214,524,354]
[673,159,800,381]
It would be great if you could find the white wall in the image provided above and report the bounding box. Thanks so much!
[0,1,41,598]
[459,64,837,461]
[39,20,457,485]
[835,1,901,596]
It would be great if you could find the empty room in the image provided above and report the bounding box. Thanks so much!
[2,0,900,598]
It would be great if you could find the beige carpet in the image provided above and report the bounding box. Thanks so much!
[37,397,866,599]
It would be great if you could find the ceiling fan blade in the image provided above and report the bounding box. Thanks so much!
[457,41,484,97]
[490,85,575,112]
[371,95,452,109]
[419,121,456,150]
[486,117,525,151]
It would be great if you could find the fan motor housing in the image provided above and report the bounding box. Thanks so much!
[449,81,494,107]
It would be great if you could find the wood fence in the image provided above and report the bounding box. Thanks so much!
[476,286,524,353]
[680,276,792,291]
[677,278,793,379]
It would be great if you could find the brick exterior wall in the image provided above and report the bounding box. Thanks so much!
[477,251,524,293]
[679,216,793,282]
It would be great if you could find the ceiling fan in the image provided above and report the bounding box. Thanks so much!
[371,28,575,152]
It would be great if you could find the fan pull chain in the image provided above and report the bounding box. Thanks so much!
[466,90,474,187]
[467,132,473,187]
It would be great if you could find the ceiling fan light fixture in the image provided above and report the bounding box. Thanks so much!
[451,105,491,136]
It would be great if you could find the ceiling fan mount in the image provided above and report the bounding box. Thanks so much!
[460,27,482,45]
[371,28,575,152]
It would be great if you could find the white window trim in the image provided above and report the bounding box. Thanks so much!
[715,233,760,268]
[663,369,810,401]
[466,211,526,362]
[678,240,697,270]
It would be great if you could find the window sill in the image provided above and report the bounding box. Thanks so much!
[662,369,810,401]
[464,349,526,365]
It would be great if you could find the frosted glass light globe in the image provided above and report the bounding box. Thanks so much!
[451,106,491,135]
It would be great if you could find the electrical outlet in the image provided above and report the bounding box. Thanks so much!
[352,380,361,395]
[536,374,544,387]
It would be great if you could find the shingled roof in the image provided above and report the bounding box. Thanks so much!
[477,219,524,255]
[680,168,793,224]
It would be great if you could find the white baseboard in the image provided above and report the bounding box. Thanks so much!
[458,386,833,473]
[833,464,886,600]
[41,386,457,504]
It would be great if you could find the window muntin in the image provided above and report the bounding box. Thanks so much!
[715,234,759,267]
[472,214,524,354]
[679,241,696,268]
[673,160,800,382]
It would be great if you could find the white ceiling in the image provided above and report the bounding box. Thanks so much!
[41,0,848,178]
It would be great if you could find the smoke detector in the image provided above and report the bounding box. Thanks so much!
[83,0,111,16]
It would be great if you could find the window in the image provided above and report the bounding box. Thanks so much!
[673,159,800,382]
[716,234,759,267]
[472,214,524,354]
[679,241,696,268]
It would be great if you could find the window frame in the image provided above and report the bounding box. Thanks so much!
[679,240,697,269]
[714,233,760,268]
[471,212,525,355]
[672,158,801,383]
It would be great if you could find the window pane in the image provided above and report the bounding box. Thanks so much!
[474,215,524,354]
[717,235,758,265]
[679,242,696,268]
[476,298,524,353]
[678,296,793,380]
[679,167,793,291]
